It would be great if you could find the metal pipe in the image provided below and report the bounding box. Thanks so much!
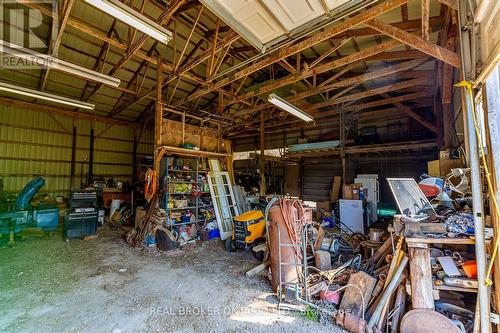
[462,83,491,333]
[367,256,408,330]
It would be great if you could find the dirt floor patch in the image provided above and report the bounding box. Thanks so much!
[0,227,346,332]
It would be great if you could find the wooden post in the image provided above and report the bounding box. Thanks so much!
[87,128,94,185]
[154,55,163,171]
[408,244,434,309]
[341,111,347,184]
[69,125,76,190]
[260,110,266,195]
[132,132,138,183]
[181,112,186,145]
[434,92,444,148]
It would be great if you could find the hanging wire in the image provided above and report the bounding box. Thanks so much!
[455,80,500,286]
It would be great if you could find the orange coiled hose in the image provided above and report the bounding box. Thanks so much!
[278,199,310,260]
[144,169,157,202]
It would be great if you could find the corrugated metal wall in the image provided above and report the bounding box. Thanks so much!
[0,106,153,196]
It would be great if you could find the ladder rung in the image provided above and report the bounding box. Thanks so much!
[280,243,304,247]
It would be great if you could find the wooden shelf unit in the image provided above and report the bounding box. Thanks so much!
[406,236,483,310]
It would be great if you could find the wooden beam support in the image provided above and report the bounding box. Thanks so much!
[422,0,430,40]
[115,31,239,114]
[39,0,75,90]
[381,93,438,133]
[329,58,428,88]
[260,110,266,195]
[366,19,461,68]
[408,246,435,310]
[178,0,410,105]
[343,91,429,111]
[438,0,458,10]
[0,97,139,128]
[309,38,351,68]
[305,77,428,113]
[175,6,203,72]
[233,61,430,118]
[154,55,164,169]
[208,18,221,78]
[441,36,456,104]
[88,0,187,100]
[228,39,402,106]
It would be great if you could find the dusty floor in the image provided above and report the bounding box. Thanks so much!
[0,226,346,333]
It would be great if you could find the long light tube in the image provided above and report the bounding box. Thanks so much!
[0,81,95,110]
[85,0,172,44]
[0,41,121,87]
[268,93,313,122]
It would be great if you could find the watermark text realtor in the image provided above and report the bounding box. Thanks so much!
[0,0,58,69]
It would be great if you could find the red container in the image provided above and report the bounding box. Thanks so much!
[461,261,477,279]
[320,289,340,305]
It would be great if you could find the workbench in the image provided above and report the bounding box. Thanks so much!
[102,189,131,208]
[406,237,478,310]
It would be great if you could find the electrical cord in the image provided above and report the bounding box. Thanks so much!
[144,168,157,202]
[456,81,500,286]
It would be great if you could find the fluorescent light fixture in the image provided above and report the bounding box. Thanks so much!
[85,0,173,44]
[0,81,95,110]
[268,93,313,122]
[0,41,120,87]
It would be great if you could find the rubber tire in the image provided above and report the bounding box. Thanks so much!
[225,238,236,252]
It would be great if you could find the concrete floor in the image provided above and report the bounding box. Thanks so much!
[0,226,346,333]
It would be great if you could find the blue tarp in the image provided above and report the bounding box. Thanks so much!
[287,140,341,152]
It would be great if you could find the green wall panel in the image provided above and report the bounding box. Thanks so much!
[0,105,153,196]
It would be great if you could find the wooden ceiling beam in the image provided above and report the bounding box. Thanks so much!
[305,77,428,113]
[328,57,428,89]
[228,107,418,137]
[381,93,437,133]
[196,17,442,108]
[39,0,76,91]
[343,91,429,111]
[87,0,188,100]
[175,5,203,72]
[178,0,410,105]
[228,38,402,106]
[235,85,431,132]
[0,97,139,128]
[232,59,431,118]
[309,38,351,68]
[17,0,202,91]
[366,19,461,68]
[437,0,458,10]
[112,31,239,115]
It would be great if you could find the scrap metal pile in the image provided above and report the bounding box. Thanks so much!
[264,171,482,333]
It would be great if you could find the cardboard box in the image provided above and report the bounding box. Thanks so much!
[316,201,332,214]
[428,159,464,177]
[343,184,354,199]
[343,183,362,200]
[330,176,342,201]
